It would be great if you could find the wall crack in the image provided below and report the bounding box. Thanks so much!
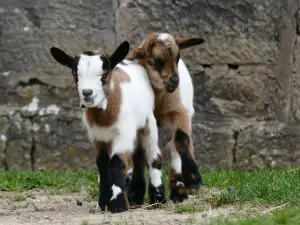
[232,130,239,165]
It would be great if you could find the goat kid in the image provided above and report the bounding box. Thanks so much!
[50,41,166,213]
[127,32,205,204]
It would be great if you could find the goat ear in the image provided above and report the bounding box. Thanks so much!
[175,38,205,49]
[109,41,130,68]
[127,47,145,60]
[50,47,74,68]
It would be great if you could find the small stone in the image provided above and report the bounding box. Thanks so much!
[88,208,96,214]
[76,199,83,206]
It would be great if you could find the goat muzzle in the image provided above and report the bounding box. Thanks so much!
[166,75,180,93]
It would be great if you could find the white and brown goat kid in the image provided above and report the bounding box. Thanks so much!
[127,32,205,204]
[50,41,166,213]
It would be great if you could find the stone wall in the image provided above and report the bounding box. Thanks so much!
[1,0,300,171]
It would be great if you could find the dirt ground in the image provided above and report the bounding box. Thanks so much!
[0,188,267,225]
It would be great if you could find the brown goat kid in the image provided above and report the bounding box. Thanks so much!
[126,32,205,204]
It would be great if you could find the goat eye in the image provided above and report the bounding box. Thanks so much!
[155,59,164,68]
[101,72,109,84]
[148,59,155,66]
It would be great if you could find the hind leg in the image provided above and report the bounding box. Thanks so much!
[141,115,166,205]
[127,143,147,206]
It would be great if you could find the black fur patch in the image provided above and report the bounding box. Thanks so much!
[181,153,203,190]
[107,154,128,213]
[96,150,112,211]
[100,56,110,71]
[82,51,96,56]
[176,52,180,64]
[169,173,188,203]
[127,147,146,206]
[72,56,80,83]
[109,154,126,189]
[175,129,203,190]
[148,183,166,205]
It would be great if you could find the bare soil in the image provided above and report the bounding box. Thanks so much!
[0,188,267,225]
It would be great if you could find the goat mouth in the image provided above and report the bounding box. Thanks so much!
[164,81,178,93]
[81,97,96,108]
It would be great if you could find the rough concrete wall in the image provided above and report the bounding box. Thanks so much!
[1,0,300,171]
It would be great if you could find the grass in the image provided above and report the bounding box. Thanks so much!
[11,195,26,202]
[211,207,300,225]
[0,169,98,196]
[203,168,300,207]
[0,167,300,207]
[172,201,204,213]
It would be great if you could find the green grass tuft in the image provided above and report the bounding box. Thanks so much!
[202,168,300,206]
[172,201,203,213]
[211,207,300,225]
[11,195,26,202]
[0,169,98,195]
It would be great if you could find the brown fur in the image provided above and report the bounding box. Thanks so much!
[87,68,132,174]
[128,32,205,194]
[128,33,180,92]
[85,68,130,127]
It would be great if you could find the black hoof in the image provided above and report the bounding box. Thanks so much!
[170,181,188,203]
[182,163,203,192]
[108,193,128,213]
[148,183,166,205]
[98,183,111,211]
[127,176,146,206]
[181,151,203,192]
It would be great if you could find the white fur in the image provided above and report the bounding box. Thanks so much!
[167,140,182,174]
[149,168,163,187]
[80,58,164,198]
[158,33,170,47]
[110,184,122,201]
[178,59,195,120]
[77,55,107,108]
[141,113,163,187]
[82,60,157,156]
[176,181,184,187]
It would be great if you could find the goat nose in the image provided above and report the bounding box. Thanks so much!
[82,89,93,97]
[170,75,179,83]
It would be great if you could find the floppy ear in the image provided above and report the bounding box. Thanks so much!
[127,47,145,61]
[109,41,130,68]
[175,38,205,49]
[50,47,74,68]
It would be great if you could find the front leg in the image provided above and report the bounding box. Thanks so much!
[169,112,202,194]
[175,129,203,191]
[107,133,135,213]
[167,140,188,203]
[95,142,111,211]
[107,154,129,213]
